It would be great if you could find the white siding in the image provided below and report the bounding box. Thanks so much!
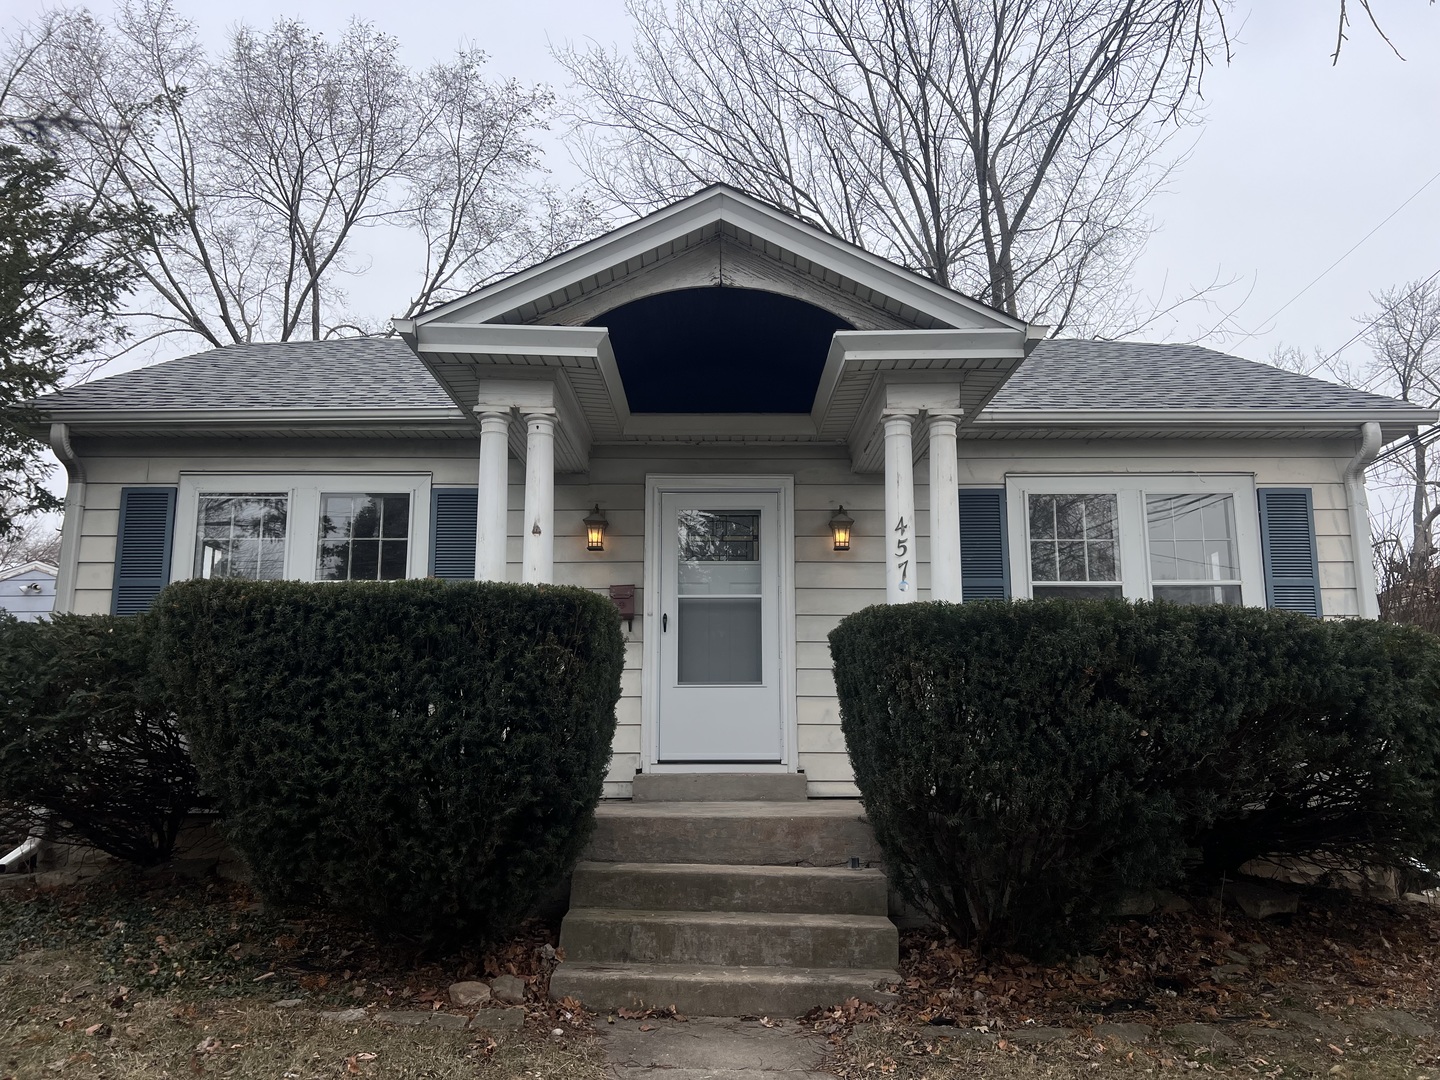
[0,568,57,621]
[63,433,1367,795]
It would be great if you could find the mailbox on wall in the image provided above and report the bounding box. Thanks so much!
[609,584,635,631]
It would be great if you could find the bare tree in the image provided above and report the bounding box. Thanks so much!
[399,54,597,319]
[1266,283,1440,627]
[1357,279,1440,576]
[0,495,60,568]
[4,2,596,353]
[1330,1,1431,63]
[560,0,1224,333]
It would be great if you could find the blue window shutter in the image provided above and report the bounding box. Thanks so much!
[112,487,176,615]
[430,487,478,579]
[1258,487,1322,617]
[959,488,1010,601]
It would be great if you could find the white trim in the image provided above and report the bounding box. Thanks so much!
[43,407,466,425]
[1344,422,1383,619]
[521,410,557,584]
[642,474,798,773]
[928,414,963,602]
[47,422,84,615]
[883,414,918,603]
[173,472,433,585]
[1004,473,1264,607]
[409,186,1024,332]
[475,413,510,582]
[0,561,58,581]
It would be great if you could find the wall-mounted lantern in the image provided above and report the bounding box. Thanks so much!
[829,506,854,552]
[584,504,609,552]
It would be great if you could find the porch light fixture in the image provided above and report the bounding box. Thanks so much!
[829,506,854,552]
[584,504,609,552]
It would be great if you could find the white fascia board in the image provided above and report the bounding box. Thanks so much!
[41,407,467,426]
[413,185,1025,332]
[411,323,610,356]
[594,334,632,431]
[813,327,1029,428]
[827,327,1028,361]
[472,379,556,410]
[410,322,629,437]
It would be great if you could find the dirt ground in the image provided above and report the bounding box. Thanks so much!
[830,1019,1436,1079]
[1,871,1436,1079]
[1,947,605,1079]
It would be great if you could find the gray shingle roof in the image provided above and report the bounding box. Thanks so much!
[37,337,452,412]
[34,335,1413,416]
[992,339,1410,412]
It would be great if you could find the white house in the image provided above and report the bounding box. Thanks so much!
[0,562,58,622]
[32,185,1438,798]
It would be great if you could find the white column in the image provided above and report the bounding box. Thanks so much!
[928,411,963,603]
[883,411,918,604]
[475,408,510,582]
[521,409,557,584]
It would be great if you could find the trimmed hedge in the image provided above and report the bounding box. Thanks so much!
[830,600,1440,956]
[153,578,624,944]
[0,613,201,865]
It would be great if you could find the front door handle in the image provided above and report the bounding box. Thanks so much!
[662,613,668,632]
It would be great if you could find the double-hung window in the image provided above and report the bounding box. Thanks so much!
[1007,475,1264,606]
[1145,493,1243,605]
[174,474,431,583]
[317,493,412,581]
[1027,493,1122,599]
[194,494,288,580]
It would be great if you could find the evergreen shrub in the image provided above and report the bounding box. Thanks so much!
[152,578,624,944]
[0,613,201,865]
[829,600,1440,956]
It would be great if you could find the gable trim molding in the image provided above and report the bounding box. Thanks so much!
[406,186,1028,332]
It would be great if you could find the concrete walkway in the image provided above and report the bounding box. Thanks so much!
[600,1016,838,1080]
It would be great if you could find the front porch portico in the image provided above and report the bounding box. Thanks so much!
[393,184,1035,785]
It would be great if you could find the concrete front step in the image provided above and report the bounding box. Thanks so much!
[631,773,809,802]
[585,800,881,866]
[570,861,889,916]
[549,961,897,1017]
[561,907,898,969]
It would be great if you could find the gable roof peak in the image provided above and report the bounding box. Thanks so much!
[403,183,1027,334]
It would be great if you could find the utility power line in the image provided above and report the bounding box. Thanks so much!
[1206,166,1440,346]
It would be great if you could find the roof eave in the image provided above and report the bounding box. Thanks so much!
[34,406,470,435]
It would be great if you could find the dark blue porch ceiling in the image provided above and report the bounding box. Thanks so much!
[588,287,853,413]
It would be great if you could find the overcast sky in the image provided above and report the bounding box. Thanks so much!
[7,0,1439,376]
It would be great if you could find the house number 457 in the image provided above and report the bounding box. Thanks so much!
[893,515,910,590]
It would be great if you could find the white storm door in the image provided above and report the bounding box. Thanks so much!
[657,491,783,763]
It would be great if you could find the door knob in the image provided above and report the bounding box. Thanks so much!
[662,613,668,632]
